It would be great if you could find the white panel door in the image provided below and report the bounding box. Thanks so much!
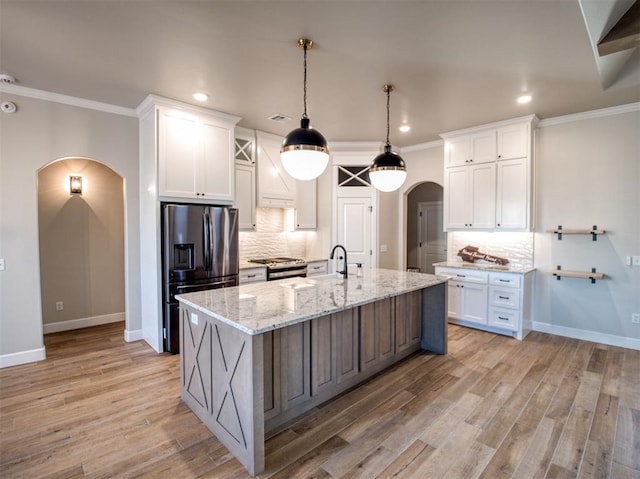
[418,202,446,274]
[497,123,528,160]
[496,158,529,230]
[337,197,372,269]
[201,120,234,202]
[469,163,496,229]
[444,166,469,229]
[158,109,199,198]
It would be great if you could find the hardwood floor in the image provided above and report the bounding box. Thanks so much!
[1,322,638,478]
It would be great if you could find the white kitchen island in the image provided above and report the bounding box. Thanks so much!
[176,268,447,476]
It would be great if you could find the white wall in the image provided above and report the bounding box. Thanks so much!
[533,107,640,346]
[0,93,140,367]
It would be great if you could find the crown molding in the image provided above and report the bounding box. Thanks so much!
[0,83,138,117]
[400,139,443,153]
[439,114,539,139]
[135,94,241,123]
[537,102,640,128]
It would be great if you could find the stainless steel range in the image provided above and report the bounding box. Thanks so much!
[248,257,307,281]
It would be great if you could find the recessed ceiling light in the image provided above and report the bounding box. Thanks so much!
[193,92,208,102]
[399,124,411,133]
[517,94,532,104]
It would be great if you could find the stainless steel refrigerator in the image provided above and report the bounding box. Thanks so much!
[162,203,239,353]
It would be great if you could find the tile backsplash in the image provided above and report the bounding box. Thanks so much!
[239,207,309,259]
[447,231,534,269]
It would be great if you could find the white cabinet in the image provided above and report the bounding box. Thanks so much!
[441,115,537,232]
[444,163,496,229]
[256,131,296,208]
[496,158,529,230]
[295,179,317,230]
[436,266,533,340]
[239,266,267,284]
[157,106,238,203]
[235,127,256,231]
[445,131,496,167]
[306,260,328,277]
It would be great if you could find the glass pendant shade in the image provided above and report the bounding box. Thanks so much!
[369,144,407,192]
[281,117,330,181]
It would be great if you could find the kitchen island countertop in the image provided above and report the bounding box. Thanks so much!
[177,268,446,335]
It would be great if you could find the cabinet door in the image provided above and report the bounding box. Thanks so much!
[395,291,422,353]
[361,298,395,372]
[263,330,281,420]
[445,136,471,167]
[311,315,335,396]
[235,164,256,230]
[306,260,328,277]
[460,283,488,324]
[158,109,199,198]
[334,309,359,384]
[496,158,529,230]
[469,163,496,229]
[280,322,311,410]
[447,282,463,319]
[200,119,234,202]
[295,179,317,230]
[470,131,496,164]
[377,298,395,362]
[444,167,469,229]
[256,131,296,207]
[497,123,528,160]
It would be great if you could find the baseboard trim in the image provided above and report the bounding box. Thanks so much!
[532,321,640,351]
[124,329,143,342]
[43,313,125,334]
[0,347,46,369]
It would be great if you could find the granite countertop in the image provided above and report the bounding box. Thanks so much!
[433,262,536,274]
[177,268,446,335]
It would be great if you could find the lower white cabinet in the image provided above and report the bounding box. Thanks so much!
[306,260,328,277]
[239,266,267,284]
[436,266,533,340]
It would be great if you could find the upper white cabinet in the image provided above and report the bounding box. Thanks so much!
[295,179,317,230]
[441,115,538,232]
[235,127,257,231]
[156,104,239,203]
[445,130,496,167]
[256,131,296,208]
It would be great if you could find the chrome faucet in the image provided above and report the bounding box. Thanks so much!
[330,244,348,278]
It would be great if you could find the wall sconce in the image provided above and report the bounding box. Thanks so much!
[70,175,83,195]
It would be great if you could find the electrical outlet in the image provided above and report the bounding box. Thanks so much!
[632,313,640,324]
[632,256,640,266]
[55,301,63,311]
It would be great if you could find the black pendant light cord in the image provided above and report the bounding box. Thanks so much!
[385,87,391,146]
[302,42,308,120]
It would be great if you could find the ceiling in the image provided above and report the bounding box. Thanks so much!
[1,0,639,146]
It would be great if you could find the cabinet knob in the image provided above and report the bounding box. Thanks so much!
[497,223,501,227]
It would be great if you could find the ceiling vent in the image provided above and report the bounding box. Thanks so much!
[268,113,291,122]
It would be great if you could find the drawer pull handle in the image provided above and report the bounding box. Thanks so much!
[247,274,256,278]
[456,274,466,278]
[498,279,510,283]
[498,295,510,300]
[498,316,509,321]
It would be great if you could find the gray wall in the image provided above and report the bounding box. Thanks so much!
[533,110,640,341]
[38,158,125,325]
[0,93,140,362]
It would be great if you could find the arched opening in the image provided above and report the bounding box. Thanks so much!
[37,157,125,336]
[406,182,446,274]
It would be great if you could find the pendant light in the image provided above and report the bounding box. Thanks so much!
[280,38,330,181]
[369,84,407,192]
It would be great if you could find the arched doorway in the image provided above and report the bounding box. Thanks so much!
[406,182,446,274]
[37,157,125,335]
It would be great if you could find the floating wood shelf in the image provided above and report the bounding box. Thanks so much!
[548,266,605,284]
[547,225,605,241]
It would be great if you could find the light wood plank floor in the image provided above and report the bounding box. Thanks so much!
[1,322,638,478]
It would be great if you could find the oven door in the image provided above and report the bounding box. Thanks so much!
[268,266,307,281]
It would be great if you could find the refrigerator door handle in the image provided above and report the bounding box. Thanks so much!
[203,211,211,273]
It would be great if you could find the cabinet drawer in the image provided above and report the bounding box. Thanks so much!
[488,308,519,331]
[489,287,520,309]
[307,261,328,277]
[240,267,267,284]
[490,272,521,288]
[436,267,488,284]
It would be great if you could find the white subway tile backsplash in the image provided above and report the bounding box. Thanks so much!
[448,231,534,269]
[239,208,308,259]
